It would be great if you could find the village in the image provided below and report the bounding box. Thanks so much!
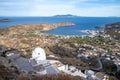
[0,45,120,80]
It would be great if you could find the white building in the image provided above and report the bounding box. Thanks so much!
[85,70,95,78]
[6,47,88,78]
[47,60,66,71]
[31,47,87,78]
[64,66,87,78]
[32,47,46,64]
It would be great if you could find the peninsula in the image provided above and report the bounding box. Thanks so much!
[0,22,75,50]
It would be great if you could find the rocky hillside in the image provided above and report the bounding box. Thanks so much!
[0,22,74,56]
[104,22,120,40]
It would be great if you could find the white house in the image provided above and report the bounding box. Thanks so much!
[85,70,96,79]
[47,60,66,71]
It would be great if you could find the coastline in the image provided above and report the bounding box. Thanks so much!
[79,30,99,37]
[0,21,119,51]
[0,22,75,35]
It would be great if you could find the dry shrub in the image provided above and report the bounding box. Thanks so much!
[17,76,29,80]
[17,74,82,80]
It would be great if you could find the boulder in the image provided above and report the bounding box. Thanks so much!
[0,46,6,56]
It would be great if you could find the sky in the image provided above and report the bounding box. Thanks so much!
[0,0,120,17]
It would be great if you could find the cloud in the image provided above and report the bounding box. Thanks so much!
[0,0,120,16]
[75,5,120,17]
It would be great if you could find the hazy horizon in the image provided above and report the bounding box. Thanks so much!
[0,14,120,17]
[0,0,120,17]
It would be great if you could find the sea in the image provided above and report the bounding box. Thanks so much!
[0,17,120,36]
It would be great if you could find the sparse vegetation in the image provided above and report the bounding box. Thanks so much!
[16,74,81,80]
[60,36,117,53]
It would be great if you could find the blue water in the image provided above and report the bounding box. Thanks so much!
[0,17,120,36]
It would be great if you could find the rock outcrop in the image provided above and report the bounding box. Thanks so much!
[104,22,120,40]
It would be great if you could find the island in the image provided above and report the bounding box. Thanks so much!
[0,19,11,22]
[53,14,78,18]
